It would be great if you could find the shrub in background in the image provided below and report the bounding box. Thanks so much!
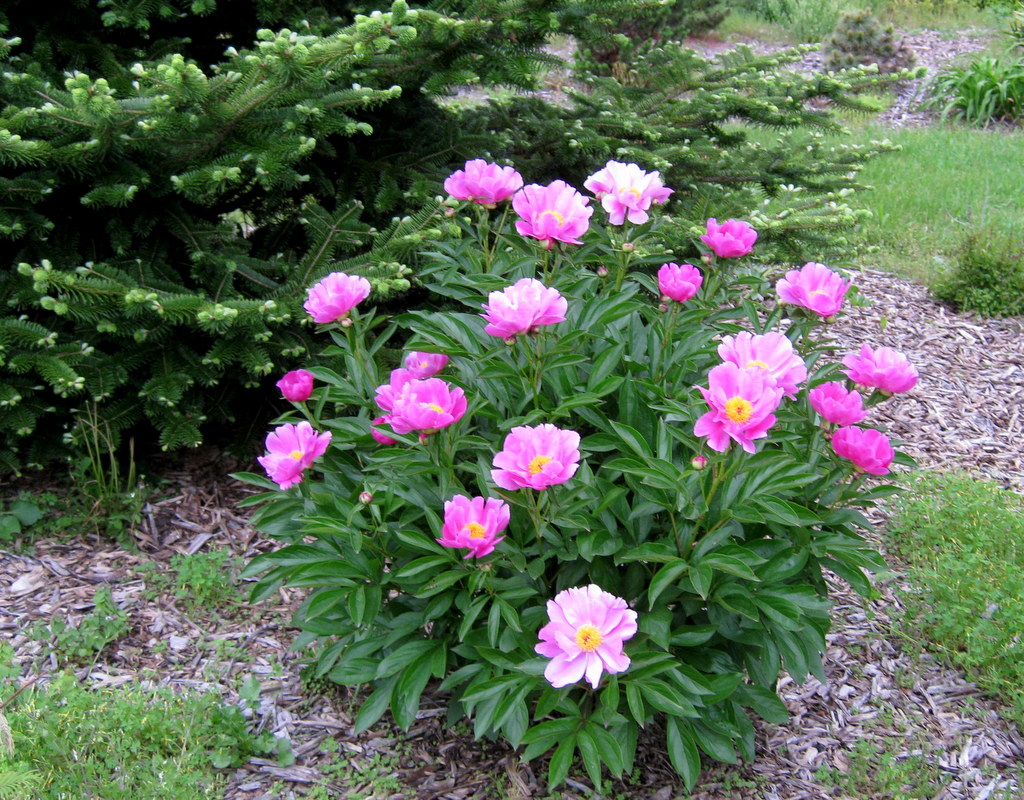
[822,9,917,74]
[934,228,1024,317]
[239,161,917,791]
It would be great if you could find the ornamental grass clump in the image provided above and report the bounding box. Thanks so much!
[238,159,917,792]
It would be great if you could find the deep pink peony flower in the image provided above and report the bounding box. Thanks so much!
[841,344,919,394]
[658,263,703,303]
[700,218,757,258]
[491,423,581,491]
[808,382,867,426]
[481,278,568,340]
[404,351,449,379]
[832,426,895,476]
[776,262,851,318]
[257,421,332,490]
[444,159,524,206]
[717,331,807,400]
[276,369,314,402]
[304,272,371,324]
[694,362,784,454]
[583,160,673,225]
[374,368,417,413]
[370,415,398,445]
[513,181,593,249]
[535,584,638,689]
[438,495,510,558]
[388,377,467,435]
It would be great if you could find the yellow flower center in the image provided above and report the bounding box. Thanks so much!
[809,289,827,297]
[620,187,642,201]
[420,361,430,368]
[528,455,553,475]
[725,396,753,424]
[427,403,444,413]
[464,522,486,539]
[746,359,769,370]
[538,209,564,227]
[575,624,604,652]
[288,450,304,460]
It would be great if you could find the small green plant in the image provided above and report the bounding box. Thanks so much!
[927,55,1024,125]
[934,228,1024,318]
[138,550,238,613]
[822,9,917,74]
[0,498,42,544]
[738,0,849,43]
[30,585,129,666]
[889,472,1024,726]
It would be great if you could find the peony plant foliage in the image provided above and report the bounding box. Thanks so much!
[238,159,916,792]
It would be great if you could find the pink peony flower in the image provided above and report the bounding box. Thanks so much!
[583,160,673,225]
[491,423,581,491]
[438,495,510,558]
[513,181,593,249]
[535,584,638,689]
[776,262,851,318]
[481,278,568,340]
[717,331,807,400]
[374,368,417,413]
[444,159,524,206]
[841,344,919,394]
[257,421,332,490]
[304,272,371,324]
[658,263,703,303]
[808,382,867,426]
[276,369,314,402]
[404,351,449,379]
[831,426,895,476]
[370,415,398,445]
[700,218,757,258]
[388,377,467,435]
[694,362,784,454]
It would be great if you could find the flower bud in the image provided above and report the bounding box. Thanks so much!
[596,266,609,278]
[691,455,708,471]
[340,317,354,328]
[621,242,635,252]
[658,303,669,313]
[503,336,517,346]
[358,491,373,504]
[701,253,713,266]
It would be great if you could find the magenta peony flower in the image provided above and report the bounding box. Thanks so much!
[374,368,417,413]
[717,331,807,400]
[276,369,314,402]
[513,181,593,249]
[438,495,510,558]
[832,426,895,476]
[387,377,467,435]
[841,344,919,394]
[403,351,449,379]
[694,362,784,454]
[481,278,568,340]
[491,423,581,491]
[535,584,638,689]
[304,272,371,324]
[444,159,524,206]
[808,381,867,426]
[370,415,398,445]
[658,263,703,304]
[700,218,757,258]
[583,160,673,225]
[776,262,851,318]
[257,421,332,490]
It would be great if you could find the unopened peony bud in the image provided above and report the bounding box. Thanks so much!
[596,266,609,277]
[443,207,457,217]
[701,253,713,266]
[359,491,373,504]
[658,303,669,313]
[340,317,354,328]
[691,455,708,471]
[503,336,517,346]
[621,242,635,252]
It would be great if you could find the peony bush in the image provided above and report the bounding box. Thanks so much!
[238,159,916,791]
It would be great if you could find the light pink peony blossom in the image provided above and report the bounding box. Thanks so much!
[700,218,757,258]
[776,262,851,318]
[276,369,314,402]
[841,344,919,394]
[481,278,568,340]
[304,272,371,324]
[694,362,784,454]
[808,382,867,426]
[491,423,581,491]
[370,415,398,445]
[257,421,332,490]
[444,159,524,206]
[513,181,593,249]
[438,495,510,558]
[717,331,807,400]
[374,368,417,413]
[388,377,467,435]
[535,584,638,689]
[658,263,703,303]
[832,426,895,475]
[404,351,450,379]
[583,160,673,225]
